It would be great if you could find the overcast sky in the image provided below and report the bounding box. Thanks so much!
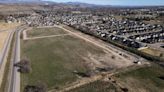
[45,0,164,6]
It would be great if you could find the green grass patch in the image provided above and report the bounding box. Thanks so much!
[27,27,67,37]
[115,64,164,92]
[21,35,105,91]
[68,81,119,92]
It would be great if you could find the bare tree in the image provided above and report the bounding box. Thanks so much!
[14,58,32,73]
[24,82,47,92]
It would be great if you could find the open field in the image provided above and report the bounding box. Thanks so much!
[21,27,134,91]
[114,64,164,92]
[0,22,20,52]
[0,4,43,15]
[0,4,33,12]
[21,35,104,90]
[139,47,164,58]
[0,31,10,52]
[0,22,20,31]
[27,27,67,37]
[143,16,164,26]
[68,80,119,92]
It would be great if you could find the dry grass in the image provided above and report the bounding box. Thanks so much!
[0,4,43,15]
[21,35,106,90]
[0,31,10,52]
[27,27,67,37]
[0,22,20,52]
[143,20,163,25]
[139,47,163,57]
[68,80,119,92]
[0,22,20,31]
[114,64,164,92]
[114,15,123,21]
[21,27,135,91]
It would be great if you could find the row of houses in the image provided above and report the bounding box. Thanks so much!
[7,8,164,47]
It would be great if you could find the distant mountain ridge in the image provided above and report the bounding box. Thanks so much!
[0,0,58,5]
[65,2,98,7]
[0,0,41,2]
[0,0,42,3]
[0,0,99,8]
[0,0,163,8]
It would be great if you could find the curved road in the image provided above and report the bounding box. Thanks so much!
[0,30,14,88]
[7,25,27,92]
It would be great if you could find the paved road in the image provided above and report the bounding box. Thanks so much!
[0,30,14,87]
[7,25,27,92]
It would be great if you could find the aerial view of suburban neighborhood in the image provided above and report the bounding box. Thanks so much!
[0,0,164,92]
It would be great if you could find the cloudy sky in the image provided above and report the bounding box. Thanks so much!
[45,0,164,6]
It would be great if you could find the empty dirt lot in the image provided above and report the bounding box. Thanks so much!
[0,22,20,31]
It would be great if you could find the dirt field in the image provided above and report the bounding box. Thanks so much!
[139,47,163,57]
[68,80,120,92]
[27,27,67,37]
[0,31,10,52]
[21,27,134,91]
[21,35,103,90]
[61,25,139,63]
[114,64,164,92]
[0,22,20,31]
[0,4,43,15]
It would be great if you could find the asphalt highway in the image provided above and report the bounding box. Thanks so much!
[0,30,14,87]
[7,25,27,92]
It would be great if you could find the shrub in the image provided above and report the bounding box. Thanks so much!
[14,58,32,73]
[24,82,47,92]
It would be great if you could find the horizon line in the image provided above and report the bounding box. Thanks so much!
[0,0,164,7]
[43,1,164,6]
[43,0,164,6]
